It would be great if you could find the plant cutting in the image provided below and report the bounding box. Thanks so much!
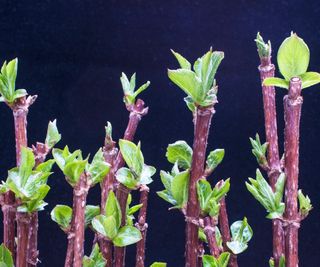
[246,32,319,267]
[157,49,252,267]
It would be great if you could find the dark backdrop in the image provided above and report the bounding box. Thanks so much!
[0,1,320,266]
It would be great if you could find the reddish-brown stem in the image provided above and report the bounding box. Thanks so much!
[283,78,302,267]
[203,217,220,257]
[186,106,215,267]
[258,56,284,266]
[16,212,31,267]
[219,197,238,267]
[73,174,89,267]
[64,188,78,267]
[99,139,117,266]
[135,186,149,267]
[27,143,50,267]
[114,99,148,267]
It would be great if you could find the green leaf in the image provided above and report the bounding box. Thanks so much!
[0,244,14,267]
[212,178,230,202]
[277,33,310,80]
[263,77,289,89]
[112,226,142,247]
[105,191,122,229]
[64,160,87,186]
[202,252,230,267]
[50,205,72,230]
[249,134,269,168]
[119,140,144,175]
[227,218,253,254]
[171,49,191,70]
[156,190,177,206]
[298,189,312,217]
[150,263,167,267]
[206,149,225,172]
[87,149,110,185]
[255,32,271,59]
[166,141,193,169]
[116,167,138,190]
[128,204,143,215]
[19,147,35,187]
[171,170,189,207]
[300,72,320,89]
[52,146,82,171]
[45,120,61,148]
[83,243,106,267]
[85,205,100,227]
[139,164,156,185]
[36,159,55,173]
[168,68,203,104]
[92,215,118,239]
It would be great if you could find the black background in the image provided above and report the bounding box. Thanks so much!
[0,1,320,266]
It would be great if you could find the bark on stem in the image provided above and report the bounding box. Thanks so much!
[99,139,117,266]
[185,105,215,267]
[135,186,149,267]
[258,56,284,267]
[219,197,238,267]
[114,99,148,267]
[203,217,220,257]
[73,174,90,267]
[283,78,302,267]
[27,143,50,267]
[16,212,31,267]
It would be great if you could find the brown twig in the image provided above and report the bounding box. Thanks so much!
[135,185,149,267]
[27,143,50,267]
[2,96,36,260]
[185,105,215,267]
[72,173,90,267]
[99,136,117,266]
[258,54,285,267]
[203,216,220,257]
[283,77,303,267]
[114,99,148,267]
[16,212,31,267]
[219,196,238,267]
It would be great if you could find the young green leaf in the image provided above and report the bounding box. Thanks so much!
[87,148,110,185]
[119,139,144,175]
[255,32,271,59]
[263,77,289,89]
[150,262,167,267]
[202,252,230,267]
[249,134,268,169]
[227,218,253,254]
[298,189,312,217]
[51,205,72,230]
[171,49,191,70]
[19,147,36,187]
[64,160,87,186]
[45,120,61,149]
[112,226,142,247]
[139,164,156,185]
[277,33,310,81]
[171,170,190,208]
[105,191,122,229]
[166,141,193,169]
[206,149,225,172]
[92,215,118,240]
[0,244,14,267]
[83,243,106,267]
[85,205,100,227]
[300,72,320,89]
[116,167,138,190]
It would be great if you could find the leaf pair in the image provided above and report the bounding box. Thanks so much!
[53,146,110,187]
[298,190,312,217]
[45,120,61,149]
[262,32,320,89]
[3,147,55,212]
[157,163,189,209]
[0,58,28,104]
[246,169,286,219]
[202,252,230,267]
[120,72,150,105]
[83,244,106,267]
[126,193,143,226]
[150,263,167,267]
[168,49,224,108]
[51,205,100,231]
[249,134,268,168]
[197,179,230,217]
[226,218,253,254]
[269,255,285,267]
[198,227,222,248]
[166,140,224,174]
[91,191,142,247]
[116,140,156,190]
